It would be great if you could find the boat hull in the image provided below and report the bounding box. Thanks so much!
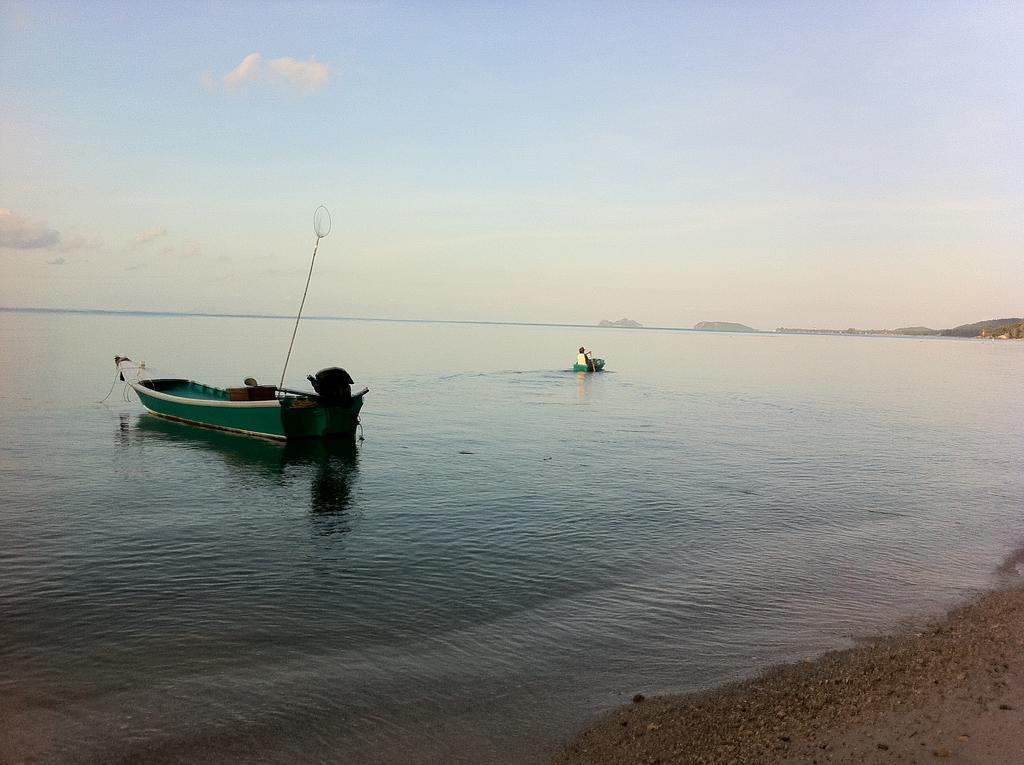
[131,382,363,441]
[573,358,606,372]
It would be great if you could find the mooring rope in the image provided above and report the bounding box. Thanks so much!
[98,367,123,404]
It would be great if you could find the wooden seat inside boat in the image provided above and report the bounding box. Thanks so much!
[227,385,278,401]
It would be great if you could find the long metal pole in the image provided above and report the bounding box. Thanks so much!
[279,235,322,390]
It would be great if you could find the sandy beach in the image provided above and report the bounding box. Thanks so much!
[553,578,1024,764]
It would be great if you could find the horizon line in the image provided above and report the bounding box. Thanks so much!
[0,305,714,333]
[0,306,1006,337]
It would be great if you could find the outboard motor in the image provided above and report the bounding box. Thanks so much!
[307,367,354,403]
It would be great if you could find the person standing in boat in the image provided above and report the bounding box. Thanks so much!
[577,346,595,371]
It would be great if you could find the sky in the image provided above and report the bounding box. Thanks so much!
[1,0,1022,330]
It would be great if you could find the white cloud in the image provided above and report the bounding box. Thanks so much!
[134,226,167,244]
[224,52,264,92]
[47,257,66,266]
[206,52,331,94]
[266,57,330,94]
[0,209,60,250]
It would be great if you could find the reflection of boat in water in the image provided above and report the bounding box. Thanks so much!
[129,414,359,520]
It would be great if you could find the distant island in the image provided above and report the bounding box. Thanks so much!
[942,318,1023,339]
[694,321,757,333]
[776,317,1024,339]
[598,318,643,328]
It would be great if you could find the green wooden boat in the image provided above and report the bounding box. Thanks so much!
[116,357,366,441]
[573,357,606,372]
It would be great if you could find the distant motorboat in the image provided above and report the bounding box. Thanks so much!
[573,356,606,373]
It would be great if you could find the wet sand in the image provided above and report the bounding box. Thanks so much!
[552,582,1024,764]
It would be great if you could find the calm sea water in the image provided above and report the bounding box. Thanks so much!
[2,309,1023,764]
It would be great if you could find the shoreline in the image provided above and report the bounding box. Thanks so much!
[551,572,1024,764]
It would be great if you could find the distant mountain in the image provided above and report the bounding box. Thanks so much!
[891,326,941,336]
[598,318,642,328]
[694,321,756,333]
[985,321,1024,338]
[941,318,1024,338]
